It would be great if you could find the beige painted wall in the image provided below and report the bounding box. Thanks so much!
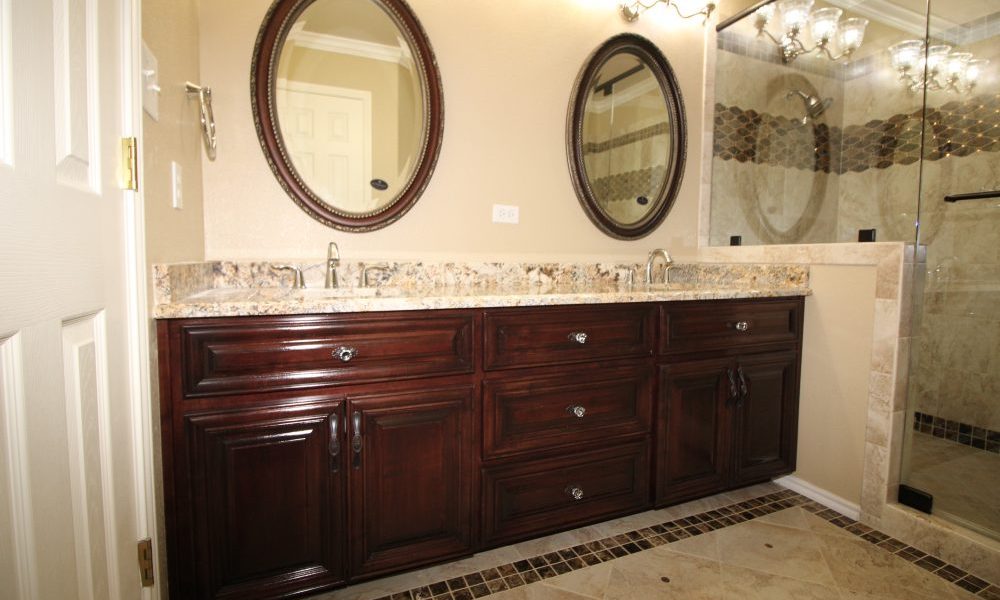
[197,0,708,262]
[142,0,205,266]
[798,264,877,505]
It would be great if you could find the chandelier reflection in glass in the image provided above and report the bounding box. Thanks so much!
[753,0,868,64]
[889,40,989,94]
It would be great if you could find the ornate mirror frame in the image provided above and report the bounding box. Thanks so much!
[567,33,687,240]
[251,0,444,231]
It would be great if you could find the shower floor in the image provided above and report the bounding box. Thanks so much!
[906,432,1000,540]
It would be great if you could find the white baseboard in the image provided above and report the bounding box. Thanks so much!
[774,475,861,520]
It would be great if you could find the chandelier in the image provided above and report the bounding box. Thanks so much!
[619,0,716,24]
[889,40,989,94]
[753,0,868,64]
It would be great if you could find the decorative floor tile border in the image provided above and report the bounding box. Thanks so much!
[913,411,1000,455]
[369,489,1000,600]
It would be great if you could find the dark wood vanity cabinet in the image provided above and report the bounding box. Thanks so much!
[157,297,803,599]
[655,298,803,506]
[347,385,476,578]
[158,312,478,599]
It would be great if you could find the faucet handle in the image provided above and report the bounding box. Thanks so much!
[272,264,306,289]
[360,263,391,288]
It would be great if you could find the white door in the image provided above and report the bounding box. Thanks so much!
[0,0,148,599]
[276,80,373,211]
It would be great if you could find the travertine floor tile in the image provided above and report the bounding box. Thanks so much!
[817,532,959,599]
[718,564,841,600]
[541,562,613,598]
[603,549,723,600]
[715,520,837,586]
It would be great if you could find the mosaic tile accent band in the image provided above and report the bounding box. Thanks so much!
[913,411,1000,454]
[368,489,1000,600]
[713,93,1000,174]
[582,122,669,155]
[590,164,665,204]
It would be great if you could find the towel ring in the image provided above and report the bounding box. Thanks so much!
[185,82,217,160]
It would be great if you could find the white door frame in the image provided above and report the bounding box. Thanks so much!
[121,0,159,597]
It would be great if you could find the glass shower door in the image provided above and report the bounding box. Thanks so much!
[900,2,1000,540]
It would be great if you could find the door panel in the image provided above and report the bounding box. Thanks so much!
[0,0,141,598]
[185,399,346,599]
[656,358,731,505]
[732,351,799,484]
[348,385,475,578]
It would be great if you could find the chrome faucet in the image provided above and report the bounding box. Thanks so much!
[325,242,340,288]
[644,249,673,285]
[360,263,390,287]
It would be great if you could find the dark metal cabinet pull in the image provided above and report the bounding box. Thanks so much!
[351,411,362,469]
[736,366,749,405]
[328,413,340,472]
[726,368,739,404]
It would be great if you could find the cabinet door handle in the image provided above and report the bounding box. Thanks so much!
[565,485,584,501]
[328,413,340,472]
[567,332,588,345]
[351,411,362,469]
[731,321,750,333]
[736,366,749,405]
[726,368,739,404]
[333,345,358,362]
[567,405,586,418]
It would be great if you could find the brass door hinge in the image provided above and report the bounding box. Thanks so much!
[121,137,139,191]
[137,538,154,587]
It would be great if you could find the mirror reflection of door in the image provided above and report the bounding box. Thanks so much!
[277,80,373,211]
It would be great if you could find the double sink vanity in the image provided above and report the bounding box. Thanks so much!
[154,259,809,599]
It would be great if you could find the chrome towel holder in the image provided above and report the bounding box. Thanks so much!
[185,82,217,160]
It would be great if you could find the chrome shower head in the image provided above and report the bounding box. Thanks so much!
[786,89,833,123]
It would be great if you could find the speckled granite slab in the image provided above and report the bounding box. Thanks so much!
[152,261,810,319]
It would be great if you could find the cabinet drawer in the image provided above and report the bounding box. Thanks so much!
[484,304,655,370]
[483,364,652,459]
[660,298,802,355]
[481,442,649,546]
[178,312,475,398]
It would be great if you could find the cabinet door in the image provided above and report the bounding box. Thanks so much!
[348,385,476,578]
[731,350,800,485]
[656,358,733,506]
[184,398,346,599]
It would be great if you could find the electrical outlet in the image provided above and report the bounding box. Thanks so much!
[171,161,183,209]
[492,204,519,224]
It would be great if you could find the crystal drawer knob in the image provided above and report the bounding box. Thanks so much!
[567,405,586,418]
[734,321,749,332]
[566,485,584,501]
[334,346,357,362]
[568,332,588,344]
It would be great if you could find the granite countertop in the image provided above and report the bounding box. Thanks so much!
[152,261,811,319]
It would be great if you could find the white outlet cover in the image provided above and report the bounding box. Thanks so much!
[492,204,519,224]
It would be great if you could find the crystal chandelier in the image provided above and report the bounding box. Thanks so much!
[889,40,989,94]
[753,0,868,64]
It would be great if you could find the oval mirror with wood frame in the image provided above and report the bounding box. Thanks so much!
[252,0,443,231]
[567,34,686,240]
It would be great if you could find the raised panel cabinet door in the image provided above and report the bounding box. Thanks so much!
[655,358,733,506]
[731,350,800,485]
[183,398,347,599]
[348,385,476,578]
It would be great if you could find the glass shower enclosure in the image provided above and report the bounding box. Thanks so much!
[710,0,999,539]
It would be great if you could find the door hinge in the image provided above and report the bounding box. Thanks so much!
[137,538,155,587]
[121,137,139,191]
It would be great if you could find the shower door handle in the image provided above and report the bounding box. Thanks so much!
[944,190,1000,203]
